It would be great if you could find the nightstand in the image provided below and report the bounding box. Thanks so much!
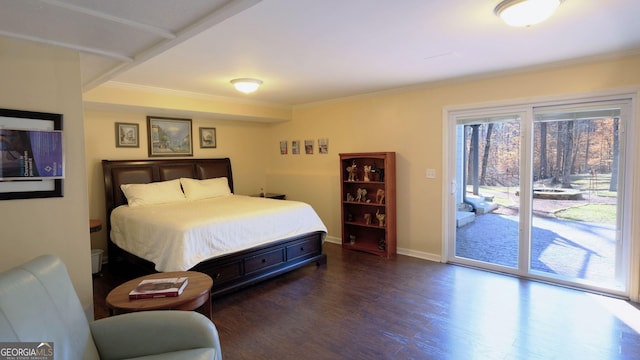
[252,193,286,200]
[89,219,102,233]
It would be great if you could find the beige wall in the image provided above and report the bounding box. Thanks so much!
[84,108,272,254]
[83,54,640,300]
[267,55,640,259]
[0,37,93,316]
[262,55,640,301]
[2,31,635,318]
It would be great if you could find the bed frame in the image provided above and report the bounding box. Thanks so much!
[102,158,327,298]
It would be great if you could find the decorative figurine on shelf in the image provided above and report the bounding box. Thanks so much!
[346,193,355,202]
[355,188,367,202]
[378,238,386,250]
[347,213,353,222]
[363,165,372,182]
[349,235,356,245]
[376,189,385,204]
[346,161,357,181]
[370,164,378,180]
[376,209,386,227]
[363,213,372,225]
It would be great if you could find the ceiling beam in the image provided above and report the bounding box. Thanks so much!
[39,0,176,39]
[0,29,133,62]
[82,0,264,91]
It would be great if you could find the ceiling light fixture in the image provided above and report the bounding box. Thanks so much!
[494,0,562,27]
[230,78,263,94]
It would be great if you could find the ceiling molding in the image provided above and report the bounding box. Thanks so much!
[83,80,292,123]
[101,81,290,109]
[83,101,289,123]
[294,50,640,109]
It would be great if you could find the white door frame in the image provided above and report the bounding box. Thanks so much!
[442,88,640,301]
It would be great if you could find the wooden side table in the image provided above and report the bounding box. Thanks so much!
[252,193,286,200]
[106,271,213,319]
[89,219,102,233]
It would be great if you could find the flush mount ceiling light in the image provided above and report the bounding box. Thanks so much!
[230,78,263,94]
[495,0,562,27]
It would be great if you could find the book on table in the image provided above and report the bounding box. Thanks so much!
[128,277,189,299]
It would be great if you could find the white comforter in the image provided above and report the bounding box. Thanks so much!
[110,195,327,272]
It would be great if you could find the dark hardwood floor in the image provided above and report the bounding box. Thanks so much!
[93,243,640,359]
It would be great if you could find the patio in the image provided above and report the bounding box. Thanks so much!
[455,194,619,288]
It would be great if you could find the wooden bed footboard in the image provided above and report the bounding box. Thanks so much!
[102,158,327,298]
[108,230,327,298]
[193,231,326,297]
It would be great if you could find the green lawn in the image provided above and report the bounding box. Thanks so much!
[466,173,618,224]
[554,204,616,224]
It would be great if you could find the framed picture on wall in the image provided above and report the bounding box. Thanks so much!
[0,108,64,200]
[304,139,314,154]
[147,116,193,157]
[318,138,329,154]
[115,122,139,148]
[199,127,217,148]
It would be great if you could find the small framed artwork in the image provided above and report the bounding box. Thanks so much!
[199,127,217,148]
[304,139,314,154]
[280,140,288,155]
[292,140,300,154]
[147,116,193,157]
[115,122,139,148]
[0,108,64,200]
[318,138,329,154]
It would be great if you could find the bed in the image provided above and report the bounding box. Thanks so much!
[102,158,327,298]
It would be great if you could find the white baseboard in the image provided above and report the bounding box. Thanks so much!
[324,236,442,263]
[397,248,442,262]
[324,236,341,245]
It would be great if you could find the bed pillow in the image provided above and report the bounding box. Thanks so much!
[180,177,232,200]
[120,179,186,207]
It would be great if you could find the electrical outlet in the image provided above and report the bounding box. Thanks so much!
[426,169,436,179]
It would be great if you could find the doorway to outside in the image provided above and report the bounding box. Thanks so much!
[446,98,632,297]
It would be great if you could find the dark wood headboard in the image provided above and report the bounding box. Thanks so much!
[102,158,233,222]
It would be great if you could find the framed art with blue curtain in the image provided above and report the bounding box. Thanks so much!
[0,108,64,200]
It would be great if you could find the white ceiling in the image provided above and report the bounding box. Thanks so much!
[2,0,640,106]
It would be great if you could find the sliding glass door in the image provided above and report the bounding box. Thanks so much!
[447,99,631,296]
[529,104,626,290]
[453,113,523,271]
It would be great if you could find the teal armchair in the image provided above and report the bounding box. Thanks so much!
[0,255,222,359]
